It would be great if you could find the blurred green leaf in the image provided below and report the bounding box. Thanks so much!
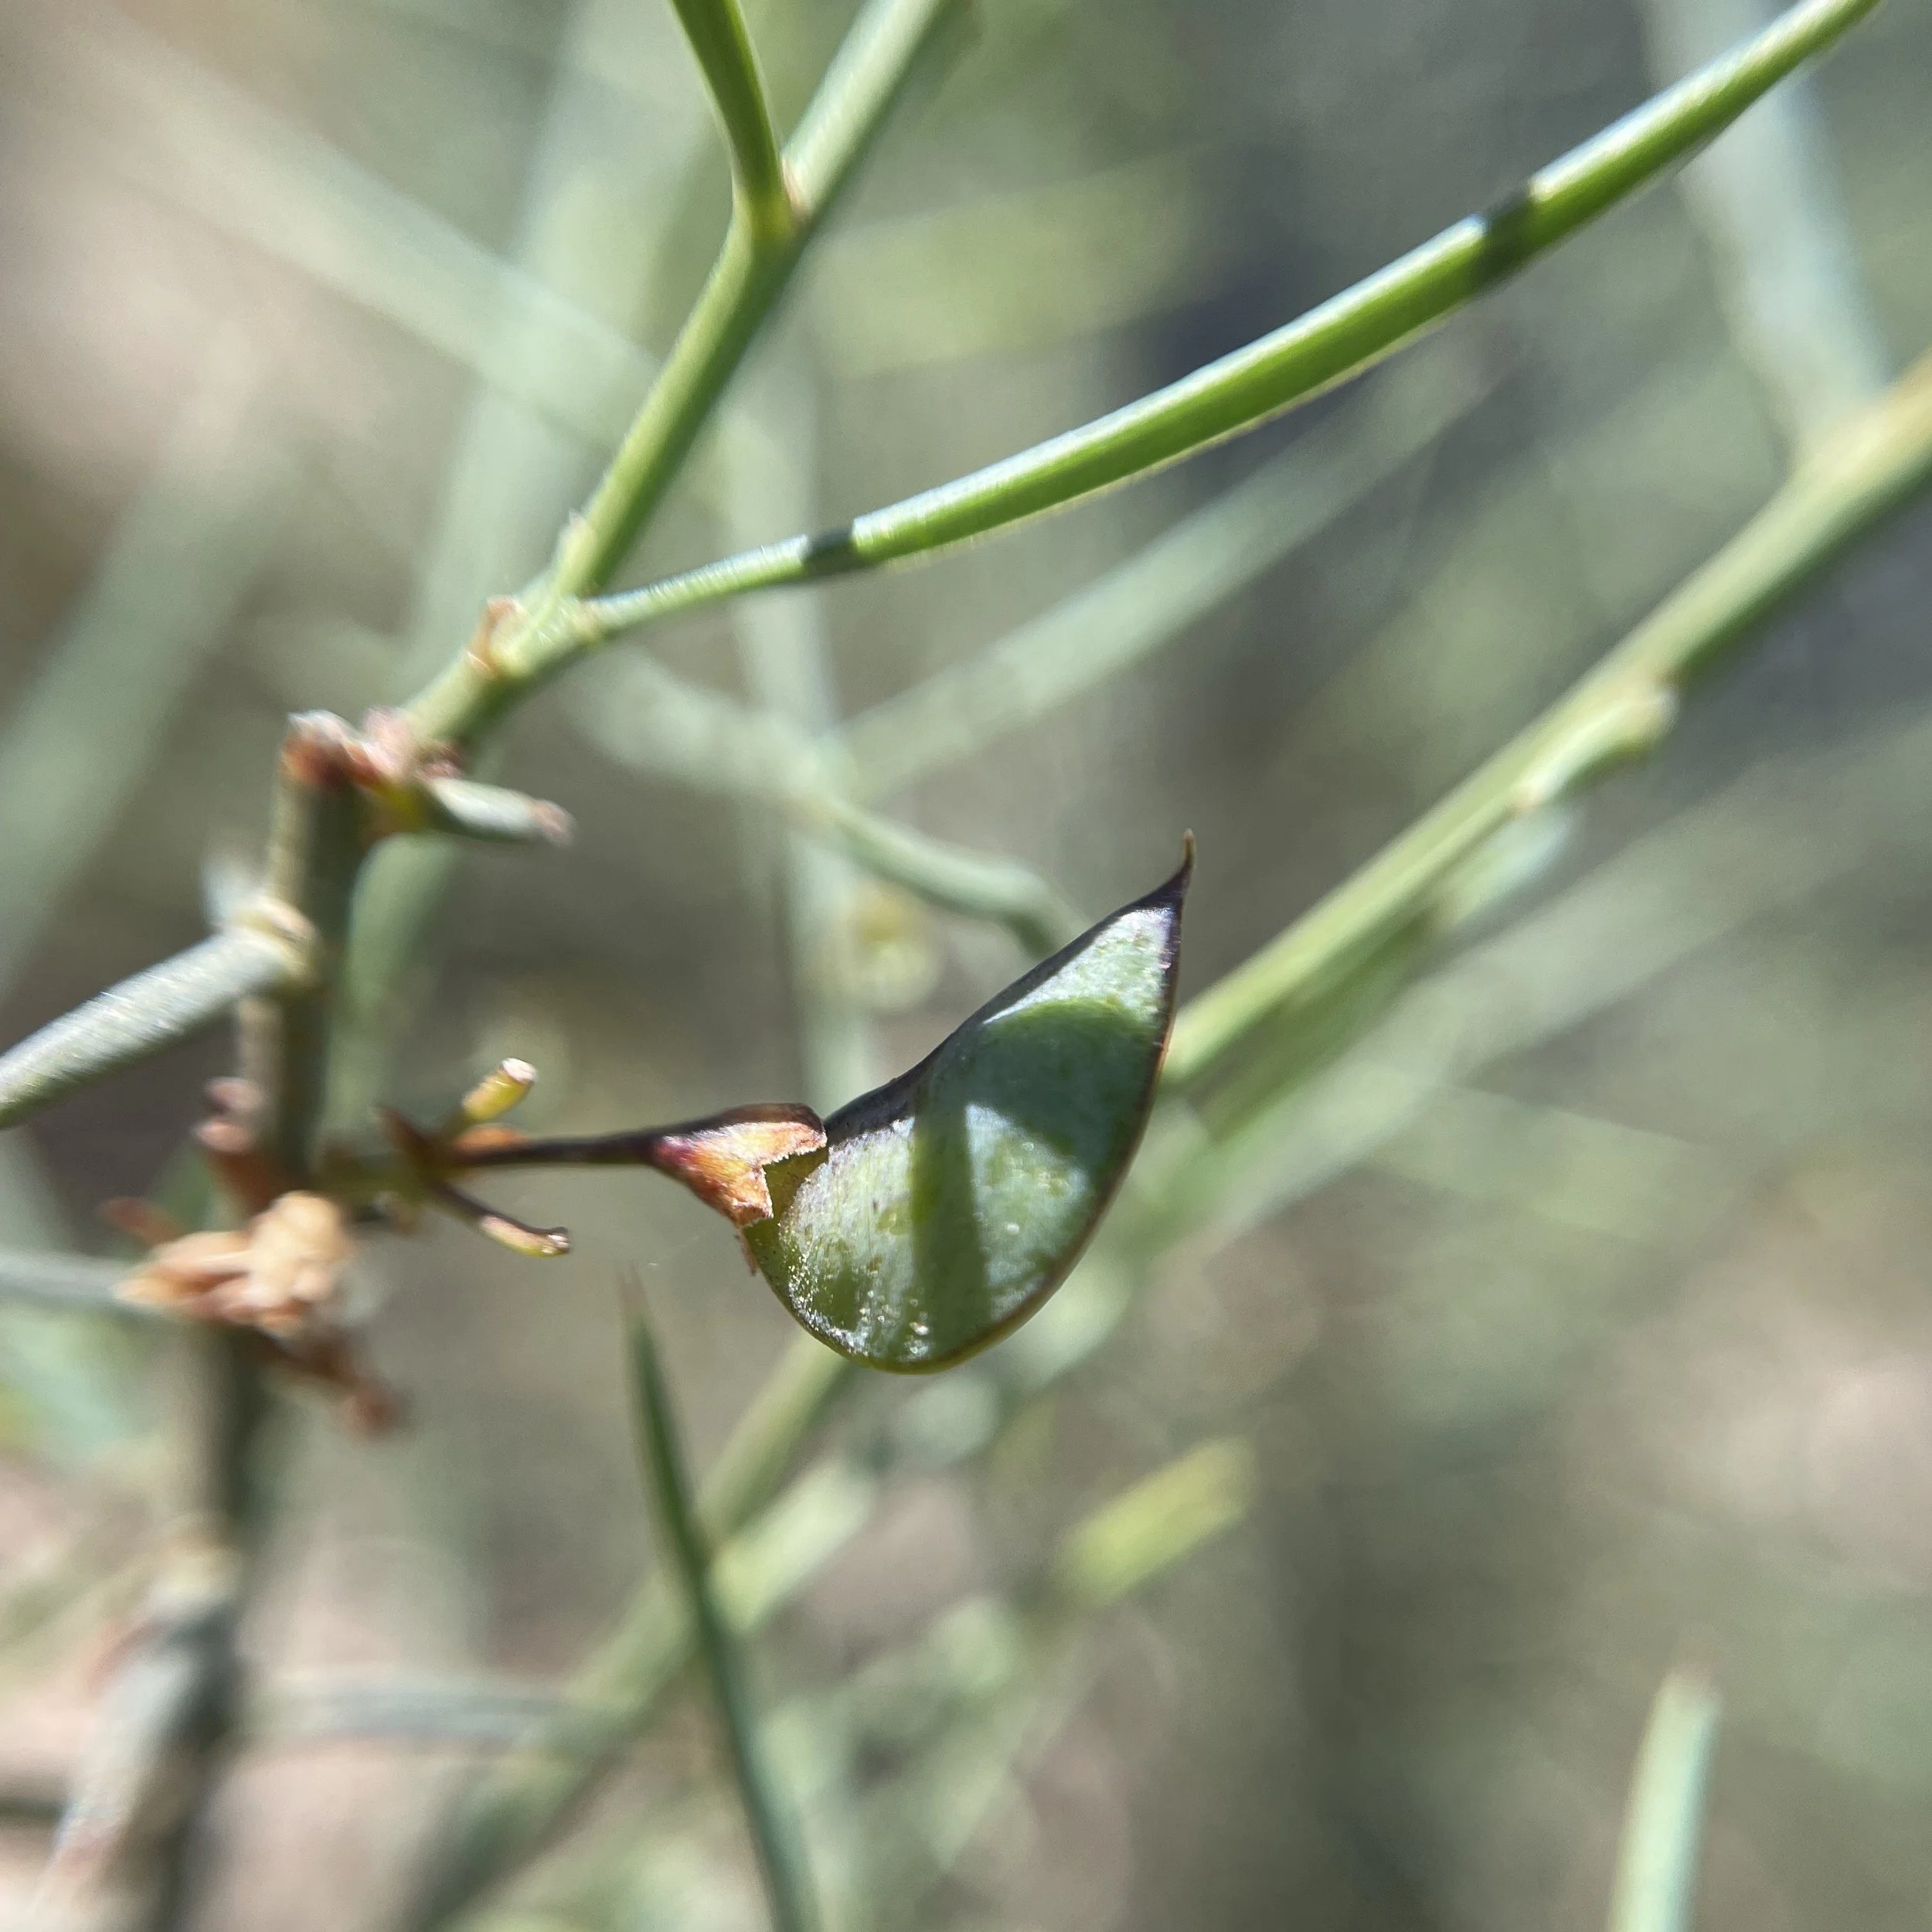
[1608,1670,1722,1932]
[1053,1436,1255,1610]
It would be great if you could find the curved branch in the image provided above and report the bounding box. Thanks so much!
[573,0,1879,648]
[1164,352,1932,1091]
[403,0,964,748]
[668,0,793,240]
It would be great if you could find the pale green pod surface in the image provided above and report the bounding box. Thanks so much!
[745,849,1191,1372]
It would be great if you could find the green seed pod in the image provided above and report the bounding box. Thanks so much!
[744,847,1190,1371]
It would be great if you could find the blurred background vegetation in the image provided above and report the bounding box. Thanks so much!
[0,0,1929,1927]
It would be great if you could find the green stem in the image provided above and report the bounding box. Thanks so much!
[0,927,301,1134]
[667,0,794,244]
[559,222,792,608]
[576,0,1878,646]
[260,763,368,1178]
[404,0,963,749]
[0,0,1879,1141]
[397,1335,851,1931]
[627,1293,818,1932]
[836,342,1495,801]
[1164,352,1932,1092]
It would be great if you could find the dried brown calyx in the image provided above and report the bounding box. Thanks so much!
[110,1190,396,1434]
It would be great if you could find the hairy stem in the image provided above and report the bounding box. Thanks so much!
[0,929,301,1135]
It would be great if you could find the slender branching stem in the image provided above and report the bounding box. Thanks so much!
[0,0,1876,1138]
[628,1291,818,1932]
[404,0,964,750]
[834,343,1496,801]
[666,0,795,246]
[571,0,1879,652]
[1165,351,1932,1091]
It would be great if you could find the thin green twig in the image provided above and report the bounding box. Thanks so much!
[626,1288,818,1932]
[0,927,302,1134]
[0,0,1881,1141]
[667,0,794,242]
[835,342,1496,800]
[405,0,964,750]
[1165,351,1932,1093]
[572,0,1878,651]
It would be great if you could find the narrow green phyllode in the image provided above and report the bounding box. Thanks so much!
[744,848,1190,1370]
[576,0,1879,648]
[627,1286,818,1932]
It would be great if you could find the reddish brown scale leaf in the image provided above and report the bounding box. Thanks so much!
[639,1108,828,1226]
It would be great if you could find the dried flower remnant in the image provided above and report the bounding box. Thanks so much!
[117,1190,352,1338]
[114,1191,395,1430]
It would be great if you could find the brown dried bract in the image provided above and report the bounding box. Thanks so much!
[117,1191,397,1430]
[279,707,461,813]
[118,1191,353,1342]
[641,1107,828,1226]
